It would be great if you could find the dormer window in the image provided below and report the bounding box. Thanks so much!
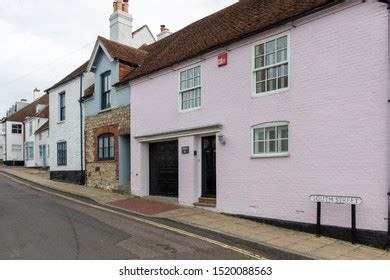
[101,71,112,110]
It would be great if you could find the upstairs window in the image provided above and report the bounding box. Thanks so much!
[252,122,289,157]
[59,92,66,121]
[29,121,33,136]
[254,34,289,94]
[57,141,67,166]
[101,71,112,110]
[12,124,22,134]
[179,66,201,111]
[98,134,114,161]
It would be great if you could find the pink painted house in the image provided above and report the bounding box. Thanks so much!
[118,0,390,247]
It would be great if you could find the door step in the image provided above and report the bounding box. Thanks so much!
[194,197,216,208]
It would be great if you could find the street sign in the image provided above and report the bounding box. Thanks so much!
[310,195,362,205]
[310,194,362,244]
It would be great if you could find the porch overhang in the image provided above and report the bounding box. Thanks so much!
[134,124,223,143]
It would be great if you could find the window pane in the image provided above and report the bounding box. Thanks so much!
[267,67,277,79]
[256,82,266,93]
[266,127,276,140]
[194,76,201,87]
[278,76,288,89]
[256,70,266,82]
[267,141,277,153]
[254,128,265,141]
[277,49,287,62]
[265,53,275,66]
[187,69,194,79]
[267,79,277,91]
[266,40,276,53]
[254,141,265,154]
[278,64,288,77]
[107,75,111,90]
[187,78,194,89]
[99,138,103,149]
[277,36,287,50]
[280,139,289,152]
[180,71,187,82]
[255,44,264,56]
[194,66,201,77]
[255,56,264,68]
[278,125,289,139]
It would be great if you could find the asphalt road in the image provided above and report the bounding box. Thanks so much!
[0,175,267,260]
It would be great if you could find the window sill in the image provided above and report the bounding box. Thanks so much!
[178,106,202,114]
[96,159,116,163]
[251,152,290,159]
[57,121,65,125]
[251,87,290,98]
[99,108,112,114]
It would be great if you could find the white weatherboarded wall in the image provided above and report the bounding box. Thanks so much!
[49,73,94,171]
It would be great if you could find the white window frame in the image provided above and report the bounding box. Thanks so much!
[251,121,290,158]
[25,142,34,160]
[12,145,22,153]
[178,64,202,112]
[252,32,290,97]
[29,121,33,136]
[58,91,66,122]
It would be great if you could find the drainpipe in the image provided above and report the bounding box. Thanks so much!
[387,0,390,250]
[79,74,84,185]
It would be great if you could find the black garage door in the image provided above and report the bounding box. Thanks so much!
[149,141,179,197]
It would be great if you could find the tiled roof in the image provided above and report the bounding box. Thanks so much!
[84,84,95,99]
[6,94,49,122]
[119,0,340,84]
[45,61,89,92]
[34,105,49,119]
[98,36,148,66]
[119,64,135,82]
[35,120,49,134]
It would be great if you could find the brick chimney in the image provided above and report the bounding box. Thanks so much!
[110,0,134,46]
[157,25,172,41]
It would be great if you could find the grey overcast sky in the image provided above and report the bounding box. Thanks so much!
[0,0,237,117]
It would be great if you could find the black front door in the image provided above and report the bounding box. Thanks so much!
[202,136,216,197]
[149,141,179,197]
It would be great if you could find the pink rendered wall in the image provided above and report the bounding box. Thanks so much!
[131,2,389,231]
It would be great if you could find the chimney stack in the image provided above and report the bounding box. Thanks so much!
[157,25,172,41]
[110,0,134,46]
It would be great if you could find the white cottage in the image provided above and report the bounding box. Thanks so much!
[3,94,49,166]
[46,62,94,185]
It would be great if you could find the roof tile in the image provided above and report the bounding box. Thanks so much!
[121,0,340,83]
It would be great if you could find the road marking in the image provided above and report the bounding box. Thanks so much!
[0,173,266,260]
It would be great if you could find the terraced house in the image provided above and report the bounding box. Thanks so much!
[82,0,154,191]
[46,61,94,184]
[2,94,49,166]
[120,0,390,247]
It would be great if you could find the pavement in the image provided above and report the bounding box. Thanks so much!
[1,165,390,260]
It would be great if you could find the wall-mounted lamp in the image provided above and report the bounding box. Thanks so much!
[218,134,226,146]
